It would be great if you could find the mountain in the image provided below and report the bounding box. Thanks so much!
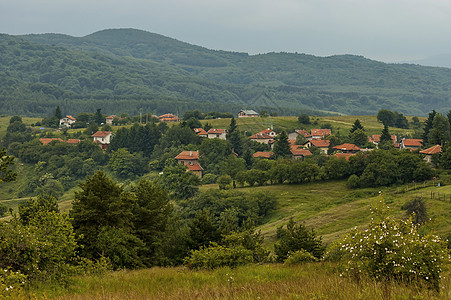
[406,53,451,68]
[2,28,451,116]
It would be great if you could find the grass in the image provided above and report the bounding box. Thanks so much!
[29,263,451,299]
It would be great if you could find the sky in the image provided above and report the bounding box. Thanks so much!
[2,0,451,63]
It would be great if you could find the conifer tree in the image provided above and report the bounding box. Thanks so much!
[54,106,62,120]
[273,130,291,158]
[350,119,364,134]
[423,110,436,144]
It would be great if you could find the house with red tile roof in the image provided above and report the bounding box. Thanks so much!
[207,128,227,140]
[175,151,203,178]
[304,139,330,154]
[257,128,277,137]
[252,151,274,159]
[288,129,311,141]
[194,128,208,138]
[333,143,360,153]
[400,138,423,150]
[290,145,312,160]
[369,134,398,146]
[249,133,275,147]
[158,113,180,122]
[420,144,441,163]
[66,139,81,145]
[105,115,117,125]
[310,129,332,140]
[59,115,76,128]
[92,131,113,149]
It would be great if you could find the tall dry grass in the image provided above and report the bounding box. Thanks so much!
[29,263,451,300]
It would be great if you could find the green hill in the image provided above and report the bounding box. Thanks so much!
[2,28,451,116]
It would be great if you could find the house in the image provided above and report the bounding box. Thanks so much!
[420,145,441,163]
[334,153,357,161]
[238,109,259,118]
[304,139,330,155]
[92,131,113,149]
[207,128,227,140]
[288,130,311,140]
[369,134,397,146]
[333,143,360,153]
[249,133,275,146]
[400,138,423,150]
[59,115,76,128]
[105,115,117,125]
[253,151,274,159]
[158,113,180,122]
[175,150,203,178]
[194,128,208,138]
[66,139,81,145]
[310,129,332,140]
[39,138,64,145]
[257,128,277,137]
[290,145,312,160]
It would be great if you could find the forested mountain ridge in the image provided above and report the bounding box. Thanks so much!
[2,28,451,116]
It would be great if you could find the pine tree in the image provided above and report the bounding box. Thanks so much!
[350,119,364,134]
[380,124,391,143]
[423,110,437,144]
[273,130,291,158]
[54,106,62,120]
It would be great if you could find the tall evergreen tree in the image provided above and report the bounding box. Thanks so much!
[423,110,437,144]
[350,119,364,134]
[380,124,391,143]
[94,108,104,125]
[273,130,291,159]
[54,106,62,120]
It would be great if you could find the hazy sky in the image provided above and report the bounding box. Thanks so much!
[1,0,451,63]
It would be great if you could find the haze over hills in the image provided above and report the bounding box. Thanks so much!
[2,28,451,116]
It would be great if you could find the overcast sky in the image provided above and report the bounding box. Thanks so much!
[1,0,451,63]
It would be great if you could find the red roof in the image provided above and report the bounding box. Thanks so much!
[253,151,274,158]
[296,130,311,138]
[290,147,312,156]
[66,139,81,144]
[250,133,273,139]
[258,128,276,135]
[310,139,330,148]
[402,139,423,147]
[194,128,207,135]
[333,143,360,151]
[175,151,199,160]
[106,115,116,120]
[65,115,76,121]
[39,138,63,145]
[420,144,441,155]
[186,163,203,171]
[371,134,397,143]
[92,131,112,138]
[311,129,331,137]
[334,153,356,161]
[208,128,227,134]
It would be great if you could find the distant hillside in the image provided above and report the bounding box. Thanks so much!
[2,28,451,116]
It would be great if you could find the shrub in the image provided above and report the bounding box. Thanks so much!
[184,243,254,269]
[401,198,428,225]
[346,174,360,189]
[201,173,217,184]
[332,199,448,291]
[0,268,27,299]
[217,175,232,190]
[284,249,318,265]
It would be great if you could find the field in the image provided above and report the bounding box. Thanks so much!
[30,263,451,299]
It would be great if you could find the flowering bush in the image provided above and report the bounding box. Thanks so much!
[331,199,449,291]
[0,268,26,299]
[184,243,254,269]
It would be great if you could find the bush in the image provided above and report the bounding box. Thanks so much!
[184,243,254,269]
[217,175,232,190]
[346,174,360,189]
[333,199,448,291]
[0,268,27,299]
[201,173,217,184]
[284,249,318,265]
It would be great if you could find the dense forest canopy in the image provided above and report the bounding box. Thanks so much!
[1,28,451,116]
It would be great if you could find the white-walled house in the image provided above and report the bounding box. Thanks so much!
[59,115,76,128]
[92,131,113,149]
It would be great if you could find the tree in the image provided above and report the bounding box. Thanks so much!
[93,108,104,125]
[380,124,391,143]
[423,110,437,144]
[220,155,246,187]
[158,161,200,200]
[377,109,394,126]
[54,106,62,120]
[273,130,291,159]
[274,218,324,262]
[298,114,310,125]
[350,119,364,134]
[0,148,16,183]
[402,198,428,225]
[349,129,367,147]
[428,113,451,146]
[217,175,232,190]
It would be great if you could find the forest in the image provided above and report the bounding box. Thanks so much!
[2,29,451,117]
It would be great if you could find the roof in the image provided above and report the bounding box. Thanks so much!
[258,128,276,135]
[39,138,63,145]
[311,129,332,137]
[64,115,76,121]
[194,128,208,135]
[159,113,178,119]
[420,144,441,155]
[66,139,81,144]
[250,133,273,139]
[92,131,112,138]
[175,151,199,160]
[186,163,203,171]
[253,151,274,158]
[334,153,357,161]
[208,128,227,134]
[290,146,312,156]
[106,115,117,119]
[333,143,361,151]
[402,139,423,147]
[239,109,259,115]
[371,134,397,143]
[296,129,311,137]
[310,139,330,148]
